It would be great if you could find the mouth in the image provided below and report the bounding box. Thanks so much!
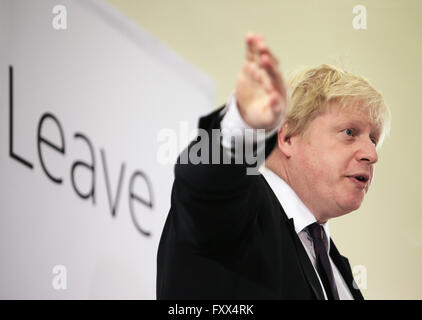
[346,174,369,189]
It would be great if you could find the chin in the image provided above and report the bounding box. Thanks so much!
[343,198,363,213]
[338,194,364,214]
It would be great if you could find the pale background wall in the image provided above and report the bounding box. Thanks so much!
[107,0,422,299]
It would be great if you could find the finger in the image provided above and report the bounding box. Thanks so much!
[253,36,278,66]
[244,33,287,96]
[269,91,282,110]
[258,47,279,68]
[245,56,279,93]
[261,54,287,97]
[261,54,280,87]
[262,75,274,93]
[251,37,286,97]
[246,33,262,63]
[246,33,277,68]
[242,60,273,94]
[248,61,261,83]
[247,36,278,80]
[245,33,255,61]
[256,42,285,95]
[257,68,276,94]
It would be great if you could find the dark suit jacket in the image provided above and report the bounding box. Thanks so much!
[157,106,364,300]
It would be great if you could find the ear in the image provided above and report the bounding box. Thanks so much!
[277,123,293,158]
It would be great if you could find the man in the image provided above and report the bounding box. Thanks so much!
[157,33,391,299]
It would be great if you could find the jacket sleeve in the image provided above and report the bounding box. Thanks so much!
[171,105,277,253]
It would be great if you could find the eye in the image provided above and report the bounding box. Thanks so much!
[343,128,355,137]
[370,137,377,146]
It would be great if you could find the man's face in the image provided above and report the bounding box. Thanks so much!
[288,102,381,222]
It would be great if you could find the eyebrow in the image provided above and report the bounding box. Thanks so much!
[334,117,381,138]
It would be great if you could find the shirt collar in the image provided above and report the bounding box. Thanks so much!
[260,166,331,250]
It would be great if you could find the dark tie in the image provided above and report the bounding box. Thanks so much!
[307,222,340,300]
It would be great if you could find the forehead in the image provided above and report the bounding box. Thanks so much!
[312,102,382,134]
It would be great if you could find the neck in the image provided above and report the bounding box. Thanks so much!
[265,148,289,184]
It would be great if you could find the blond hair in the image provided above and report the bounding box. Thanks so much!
[285,64,391,147]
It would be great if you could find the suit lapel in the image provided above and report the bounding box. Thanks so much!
[261,174,325,300]
[285,217,325,300]
[329,240,364,300]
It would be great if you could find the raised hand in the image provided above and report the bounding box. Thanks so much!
[235,33,289,131]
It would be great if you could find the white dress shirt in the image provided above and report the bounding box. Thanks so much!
[220,95,354,300]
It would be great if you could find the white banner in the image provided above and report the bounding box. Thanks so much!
[0,0,214,299]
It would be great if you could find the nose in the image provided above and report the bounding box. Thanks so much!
[356,137,378,164]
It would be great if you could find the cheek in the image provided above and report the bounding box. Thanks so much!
[297,147,328,182]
